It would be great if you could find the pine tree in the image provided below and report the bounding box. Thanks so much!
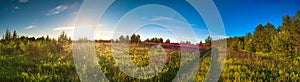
[198,41,204,46]
[46,35,50,41]
[13,30,17,40]
[204,36,212,46]
[130,34,141,43]
[264,23,276,52]
[58,31,69,47]
[125,35,129,42]
[4,29,11,40]
[237,37,244,50]
[165,39,171,43]
[119,35,125,42]
[254,24,267,52]
[58,31,68,42]
[144,38,150,42]
[159,38,163,43]
[244,32,255,53]
[229,37,239,51]
[282,15,291,26]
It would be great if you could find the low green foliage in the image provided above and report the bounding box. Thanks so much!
[1,39,299,81]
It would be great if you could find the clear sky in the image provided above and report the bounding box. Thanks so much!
[0,0,300,42]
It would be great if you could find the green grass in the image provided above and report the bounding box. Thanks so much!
[0,42,299,81]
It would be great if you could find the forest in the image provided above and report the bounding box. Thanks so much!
[0,11,299,81]
[226,11,300,57]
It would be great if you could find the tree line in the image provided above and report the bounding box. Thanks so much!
[1,29,212,47]
[225,11,300,56]
[111,33,212,46]
[0,29,71,55]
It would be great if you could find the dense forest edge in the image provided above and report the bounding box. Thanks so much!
[225,11,300,58]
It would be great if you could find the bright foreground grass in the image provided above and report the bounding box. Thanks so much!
[0,45,299,81]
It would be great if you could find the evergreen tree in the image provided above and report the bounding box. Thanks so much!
[4,29,11,40]
[282,15,291,26]
[159,38,163,43]
[46,35,50,41]
[198,41,204,46]
[13,30,17,40]
[58,31,68,42]
[186,41,191,44]
[254,24,265,52]
[204,36,212,46]
[58,31,69,47]
[125,35,130,42]
[227,37,239,51]
[165,39,171,43]
[237,37,244,50]
[244,32,255,53]
[144,38,150,42]
[130,33,141,43]
[119,35,125,42]
[264,23,276,52]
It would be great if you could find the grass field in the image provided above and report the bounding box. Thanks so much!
[0,41,299,81]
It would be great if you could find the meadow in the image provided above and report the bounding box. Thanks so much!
[1,1,300,81]
[0,37,299,81]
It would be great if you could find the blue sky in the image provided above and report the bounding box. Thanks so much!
[214,0,300,36]
[0,0,300,42]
